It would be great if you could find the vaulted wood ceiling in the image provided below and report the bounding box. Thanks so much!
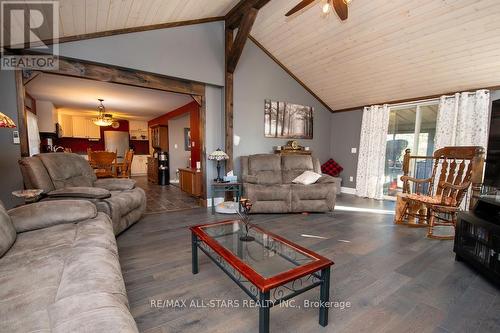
[252,0,500,111]
[9,0,500,111]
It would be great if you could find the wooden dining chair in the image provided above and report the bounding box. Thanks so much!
[394,146,485,239]
[116,149,134,178]
[89,151,118,178]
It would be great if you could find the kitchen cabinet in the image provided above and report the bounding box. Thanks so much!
[58,113,73,137]
[150,125,168,151]
[72,117,101,139]
[179,168,202,197]
[131,155,148,175]
[129,120,149,140]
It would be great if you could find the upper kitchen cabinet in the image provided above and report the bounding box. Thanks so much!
[150,125,168,151]
[129,120,149,140]
[37,101,57,133]
[71,116,101,139]
[58,113,73,137]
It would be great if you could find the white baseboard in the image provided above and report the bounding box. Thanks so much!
[340,187,356,195]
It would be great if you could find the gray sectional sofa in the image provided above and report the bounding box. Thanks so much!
[0,200,138,332]
[19,153,146,235]
[241,154,341,213]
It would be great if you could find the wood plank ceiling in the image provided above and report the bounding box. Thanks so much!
[252,0,500,110]
[7,0,500,111]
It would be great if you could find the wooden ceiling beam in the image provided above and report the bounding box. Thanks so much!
[227,8,258,74]
[225,0,271,30]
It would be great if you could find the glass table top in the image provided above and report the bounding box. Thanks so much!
[200,221,316,278]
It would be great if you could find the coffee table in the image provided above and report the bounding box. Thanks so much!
[190,220,334,333]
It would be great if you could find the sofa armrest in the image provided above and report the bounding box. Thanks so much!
[94,178,136,191]
[47,186,111,199]
[8,200,98,233]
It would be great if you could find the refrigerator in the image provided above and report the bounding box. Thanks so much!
[104,131,129,162]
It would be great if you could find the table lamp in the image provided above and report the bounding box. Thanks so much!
[208,148,229,182]
[0,112,16,128]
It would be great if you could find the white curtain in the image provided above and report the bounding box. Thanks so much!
[356,104,390,200]
[435,89,490,149]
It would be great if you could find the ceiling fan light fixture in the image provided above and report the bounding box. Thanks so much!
[320,0,333,16]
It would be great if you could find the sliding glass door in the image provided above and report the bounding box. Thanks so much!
[384,102,438,197]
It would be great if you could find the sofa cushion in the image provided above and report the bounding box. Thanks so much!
[248,154,282,184]
[94,178,136,191]
[244,183,291,213]
[291,183,337,212]
[0,202,16,258]
[321,158,343,177]
[292,171,322,185]
[103,188,146,234]
[48,186,111,199]
[9,200,98,233]
[282,155,315,183]
[18,156,56,193]
[38,153,97,189]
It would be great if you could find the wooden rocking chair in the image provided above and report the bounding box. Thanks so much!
[394,146,484,239]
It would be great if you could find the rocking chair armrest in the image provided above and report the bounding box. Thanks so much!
[439,181,471,191]
[400,176,432,184]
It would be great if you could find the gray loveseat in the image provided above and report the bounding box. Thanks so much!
[241,154,341,213]
[19,153,146,235]
[0,200,138,332]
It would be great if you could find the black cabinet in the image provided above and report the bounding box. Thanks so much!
[454,197,500,286]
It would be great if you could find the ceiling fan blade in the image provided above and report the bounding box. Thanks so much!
[285,0,316,17]
[332,0,348,20]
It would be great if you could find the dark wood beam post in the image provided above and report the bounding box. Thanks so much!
[227,8,258,74]
[224,0,270,172]
[225,29,235,172]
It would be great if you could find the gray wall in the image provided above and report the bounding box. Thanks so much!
[233,40,333,176]
[58,22,225,86]
[0,71,24,208]
[168,113,191,181]
[330,109,363,188]
[205,85,224,197]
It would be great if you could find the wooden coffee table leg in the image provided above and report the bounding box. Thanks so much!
[319,267,331,327]
[259,290,270,333]
[191,232,199,274]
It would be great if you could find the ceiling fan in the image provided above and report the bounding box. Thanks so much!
[285,0,352,20]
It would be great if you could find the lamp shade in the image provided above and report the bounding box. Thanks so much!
[0,112,16,128]
[208,148,229,161]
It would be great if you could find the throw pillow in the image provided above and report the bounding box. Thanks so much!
[292,171,322,185]
[321,159,343,177]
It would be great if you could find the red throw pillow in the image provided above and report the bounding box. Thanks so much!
[321,159,343,177]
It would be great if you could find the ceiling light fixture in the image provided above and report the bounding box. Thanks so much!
[320,0,352,17]
[92,99,114,127]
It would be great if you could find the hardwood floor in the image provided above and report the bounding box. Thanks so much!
[117,194,500,333]
[133,176,200,213]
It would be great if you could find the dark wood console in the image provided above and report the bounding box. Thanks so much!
[454,195,500,287]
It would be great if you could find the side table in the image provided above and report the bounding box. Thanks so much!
[211,182,242,214]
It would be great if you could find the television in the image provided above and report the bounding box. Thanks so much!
[484,99,500,188]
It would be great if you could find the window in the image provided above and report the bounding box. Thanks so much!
[384,102,438,197]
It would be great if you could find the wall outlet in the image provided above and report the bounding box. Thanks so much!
[351,147,357,154]
[349,176,354,182]
[174,144,178,149]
